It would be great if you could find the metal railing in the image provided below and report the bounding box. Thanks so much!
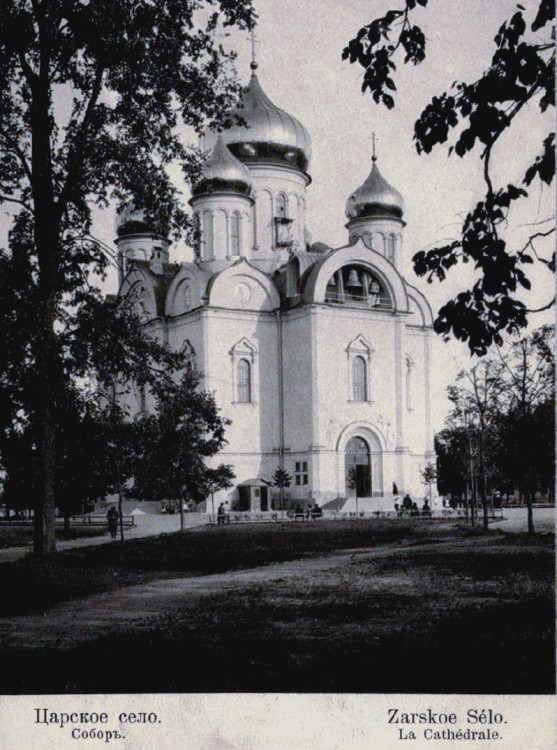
[324,291,392,310]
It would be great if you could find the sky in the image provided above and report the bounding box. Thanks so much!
[2,0,554,430]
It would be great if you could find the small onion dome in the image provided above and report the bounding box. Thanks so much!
[203,72,312,173]
[345,159,404,220]
[115,204,165,238]
[192,135,253,198]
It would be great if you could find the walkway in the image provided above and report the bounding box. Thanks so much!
[0,506,552,564]
[0,512,208,563]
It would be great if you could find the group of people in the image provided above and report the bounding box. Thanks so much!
[293,503,323,521]
[394,494,431,518]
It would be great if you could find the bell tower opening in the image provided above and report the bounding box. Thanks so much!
[325,264,390,309]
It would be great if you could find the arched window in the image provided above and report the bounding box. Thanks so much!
[352,356,367,401]
[347,334,373,402]
[236,359,251,403]
[387,234,396,264]
[230,211,241,256]
[202,210,213,257]
[275,192,288,218]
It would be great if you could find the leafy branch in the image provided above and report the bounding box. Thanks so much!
[343,0,555,355]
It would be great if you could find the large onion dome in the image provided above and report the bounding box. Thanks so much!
[192,135,253,198]
[203,70,312,173]
[346,158,404,220]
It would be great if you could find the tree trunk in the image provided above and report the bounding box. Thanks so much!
[63,507,71,540]
[33,394,57,556]
[478,426,489,532]
[118,486,125,543]
[31,72,59,558]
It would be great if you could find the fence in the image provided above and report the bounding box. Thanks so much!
[0,515,136,527]
[209,508,505,525]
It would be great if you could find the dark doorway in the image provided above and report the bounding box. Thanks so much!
[260,487,268,511]
[346,437,371,497]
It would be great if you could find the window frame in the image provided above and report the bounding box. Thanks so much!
[346,335,374,404]
[236,358,252,404]
[201,209,214,259]
[294,461,309,486]
[230,211,241,257]
[352,355,368,402]
[230,337,258,405]
[387,233,396,264]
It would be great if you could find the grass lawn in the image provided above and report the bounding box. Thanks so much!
[0,521,553,694]
[0,523,108,548]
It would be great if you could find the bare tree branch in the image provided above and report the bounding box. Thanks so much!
[0,193,34,213]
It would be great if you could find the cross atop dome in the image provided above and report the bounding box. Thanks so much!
[250,30,259,71]
[371,131,378,162]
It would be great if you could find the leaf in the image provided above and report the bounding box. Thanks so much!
[383,93,395,108]
[532,0,554,32]
[524,133,555,186]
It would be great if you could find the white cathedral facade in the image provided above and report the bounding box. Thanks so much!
[114,61,435,513]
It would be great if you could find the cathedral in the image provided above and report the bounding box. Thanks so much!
[114,58,435,513]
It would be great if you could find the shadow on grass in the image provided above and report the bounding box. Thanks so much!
[0,521,457,616]
[0,523,553,694]
[1,599,553,694]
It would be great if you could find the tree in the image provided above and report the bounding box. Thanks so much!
[495,324,555,531]
[0,1,255,556]
[272,467,292,521]
[435,427,468,507]
[198,465,236,523]
[447,360,505,529]
[421,461,437,507]
[343,1,555,355]
[435,325,554,531]
[132,368,233,531]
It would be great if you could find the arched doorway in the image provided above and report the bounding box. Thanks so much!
[345,437,371,497]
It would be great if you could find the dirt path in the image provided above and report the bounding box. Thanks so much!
[0,513,208,563]
[0,539,450,651]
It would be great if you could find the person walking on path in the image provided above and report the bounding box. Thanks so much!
[107,506,119,540]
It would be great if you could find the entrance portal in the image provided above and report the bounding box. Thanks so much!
[345,436,371,497]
